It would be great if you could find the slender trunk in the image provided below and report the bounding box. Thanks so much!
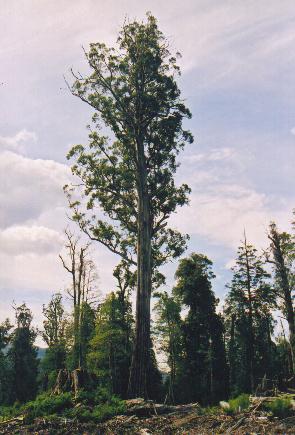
[229,314,236,392]
[280,267,295,374]
[128,139,152,399]
[244,236,255,393]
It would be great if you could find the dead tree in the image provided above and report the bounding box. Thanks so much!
[59,228,99,368]
[266,222,295,374]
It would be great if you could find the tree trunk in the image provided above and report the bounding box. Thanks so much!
[282,272,295,373]
[128,139,152,398]
[269,228,295,374]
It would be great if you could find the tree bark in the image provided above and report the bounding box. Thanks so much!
[128,139,152,398]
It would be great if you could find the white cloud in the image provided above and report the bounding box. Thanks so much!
[0,129,37,153]
[0,251,65,293]
[0,150,70,228]
[172,183,293,250]
[186,147,236,163]
[0,225,64,255]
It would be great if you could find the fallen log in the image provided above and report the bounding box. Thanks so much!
[226,416,245,434]
[0,416,24,425]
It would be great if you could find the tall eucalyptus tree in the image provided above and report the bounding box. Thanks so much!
[66,14,192,397]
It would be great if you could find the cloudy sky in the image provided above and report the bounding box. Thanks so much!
[1,0,295,338]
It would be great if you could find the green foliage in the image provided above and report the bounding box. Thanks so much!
[226,394,250,415]
[265,397,293,418]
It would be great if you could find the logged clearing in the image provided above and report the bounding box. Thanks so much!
[1,397,295,434]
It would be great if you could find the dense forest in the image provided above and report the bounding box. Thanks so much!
[0,13,294,433]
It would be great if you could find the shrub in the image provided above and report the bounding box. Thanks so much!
[91,401,126,422]
[225,394,250,415]
[21,392,72,421]
[265,397,293,418]
[64,395,126,423]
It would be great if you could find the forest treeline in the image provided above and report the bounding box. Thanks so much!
[0,214,294,407]
[0,14,294,412]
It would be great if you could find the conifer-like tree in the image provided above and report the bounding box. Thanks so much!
[8,304,39,403]
[225,234,276,394]
[66,14,192,397]
[172,253,228,404]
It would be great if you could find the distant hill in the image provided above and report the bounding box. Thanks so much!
[3,345,47,360]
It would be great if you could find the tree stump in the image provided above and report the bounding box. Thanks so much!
[53,369,72,394]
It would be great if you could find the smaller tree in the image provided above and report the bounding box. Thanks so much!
[0,319,13,404]
[42,293,67,348]
[266,222,295,374]
[154,291,183,403]
[59,228,99,369]
[40,294,67,390]
[88,292,132,397]
[8,304,39,403]
[172,253,228,404]
[225,234,276,394]
[69,302,96,371]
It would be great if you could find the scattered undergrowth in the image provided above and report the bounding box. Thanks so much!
[0,389,126,424]
[264,396,293,418]
[1,391,295,430]
[226,393,250,415]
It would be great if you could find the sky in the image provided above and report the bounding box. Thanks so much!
[0,0,295,340]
